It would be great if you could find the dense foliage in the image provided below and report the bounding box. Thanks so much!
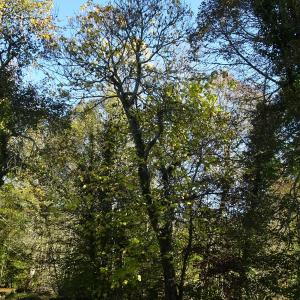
[0,0,299,299]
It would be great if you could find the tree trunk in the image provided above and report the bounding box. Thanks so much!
[124,105,179,300]
[159,233,179,300]
[0,132,9,187]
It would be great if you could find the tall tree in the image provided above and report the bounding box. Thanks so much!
[193,0,300,297]
[57,1,240,298]
[59,1,191,298]
[0,0,61,186]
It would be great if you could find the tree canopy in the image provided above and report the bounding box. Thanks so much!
[0,0,299,299]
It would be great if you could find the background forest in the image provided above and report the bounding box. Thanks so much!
[0,0,299,299]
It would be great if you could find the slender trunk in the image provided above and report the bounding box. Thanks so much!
[138,161,179,300]
[0,253,5,287]
[159,231,179,300]
[0,132,9,187]
[124,105,179,300]
[178,209,193,300]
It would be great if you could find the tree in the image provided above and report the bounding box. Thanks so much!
[17,101,161,298]
[0,1,66,293]
[56,1,241,297]
[193,0,300,297]
[59,1,192,298]
[0,0,61,186]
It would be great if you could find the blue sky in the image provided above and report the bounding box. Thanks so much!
[53,0,199,20]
